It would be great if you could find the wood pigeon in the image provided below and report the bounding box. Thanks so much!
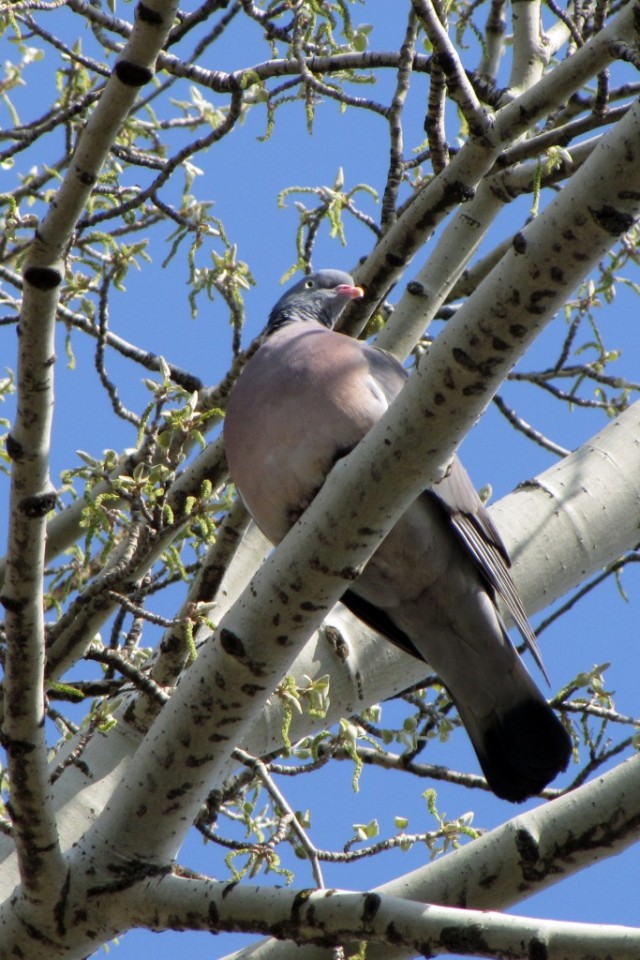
[224,269,571,802]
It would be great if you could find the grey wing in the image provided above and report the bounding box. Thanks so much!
[361,343,409,402]
[433,457,549,683]
[350,343,547,679]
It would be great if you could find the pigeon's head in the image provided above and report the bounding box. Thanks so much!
[267,269,364,333]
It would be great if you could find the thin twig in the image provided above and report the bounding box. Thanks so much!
[412,0,492,139]
[380,10,419,228]
[234,748,325,888]
[493,394,571,457]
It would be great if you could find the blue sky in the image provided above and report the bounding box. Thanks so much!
[1,2,640,957]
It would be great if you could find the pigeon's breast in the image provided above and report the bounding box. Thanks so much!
[224,324,397,543]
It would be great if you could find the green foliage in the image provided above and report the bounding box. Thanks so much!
[279,168,379,276]
[276,673,331,753]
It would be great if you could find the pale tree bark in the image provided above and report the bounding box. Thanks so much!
[218,740,640,960]
[127,849,640,960]
[341,0,638,338]
[2,0,640,957]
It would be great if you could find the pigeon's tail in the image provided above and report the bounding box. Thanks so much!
[343,584,573,803]
[343,586,572,802]
[454,689,572,803]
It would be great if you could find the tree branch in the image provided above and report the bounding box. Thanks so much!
[375,134,594,359]
[1,276,62,897]
[217,749,640,960]
[412,0,491,138]
[341,0,636,335]
[508,0,548,94]
[127,872,640,958]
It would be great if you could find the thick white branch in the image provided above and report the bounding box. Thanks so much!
[26,0,181,269]
[125,872,640,960]
[508,0,547,94]
[2,282,62,896]
[491,401,640,616]
[346,0,637,334]
[376,137,595,360]
[219,750,640,960]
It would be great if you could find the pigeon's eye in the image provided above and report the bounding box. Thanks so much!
[304,279,314,289]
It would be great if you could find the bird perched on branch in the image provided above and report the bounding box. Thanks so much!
[223,269,571,802]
